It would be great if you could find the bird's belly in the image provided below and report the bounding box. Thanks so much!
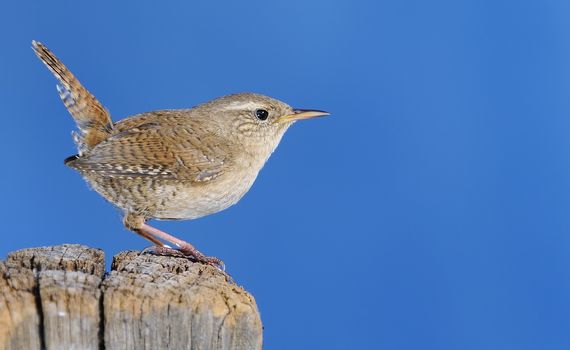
[153,176,254,220]
[143,170,257,220]
[85,166,260,220]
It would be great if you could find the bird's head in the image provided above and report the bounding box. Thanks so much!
[195,93,329,158]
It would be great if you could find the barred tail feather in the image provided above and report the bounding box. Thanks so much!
[32,40,113,153]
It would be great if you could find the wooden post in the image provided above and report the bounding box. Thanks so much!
[0,244,262,350]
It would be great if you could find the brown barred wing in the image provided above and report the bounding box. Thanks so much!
[65,124,230,183]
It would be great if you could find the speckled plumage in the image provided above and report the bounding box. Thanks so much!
[33,41,328,269]
[65,102,291,221]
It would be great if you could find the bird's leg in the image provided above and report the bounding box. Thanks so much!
[124,214,165,247]
[134,227,165,247]
[139,223,225,271]
[123,213,225,270]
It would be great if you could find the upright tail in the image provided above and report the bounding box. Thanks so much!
[32,40,113,154]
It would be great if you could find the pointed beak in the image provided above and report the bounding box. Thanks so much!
[276,109,330,124]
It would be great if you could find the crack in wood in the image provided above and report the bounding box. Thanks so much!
[0,245,261,350]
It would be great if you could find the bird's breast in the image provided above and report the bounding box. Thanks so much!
[152,162,263,220]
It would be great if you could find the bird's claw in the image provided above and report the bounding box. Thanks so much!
[142,245,226,273]
[141,245,185,257]
[178,245,225,272]
[203,256,225,272]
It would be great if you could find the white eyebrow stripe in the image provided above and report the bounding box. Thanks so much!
[223,101,261,111]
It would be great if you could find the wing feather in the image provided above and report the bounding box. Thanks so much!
[67,116,230,183]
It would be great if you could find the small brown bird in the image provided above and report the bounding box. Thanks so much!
[32,41,328,269]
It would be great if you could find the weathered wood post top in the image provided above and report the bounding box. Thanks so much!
[0,244,262,350]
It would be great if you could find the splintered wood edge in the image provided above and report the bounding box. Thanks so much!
[103,251,262,349]
[0,245,262,350]
[5,244,106,276]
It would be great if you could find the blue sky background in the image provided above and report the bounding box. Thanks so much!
[1,0,570,349]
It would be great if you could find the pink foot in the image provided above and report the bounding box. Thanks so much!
[142,245,225,272]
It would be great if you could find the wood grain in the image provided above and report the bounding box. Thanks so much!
[0,245,262,350]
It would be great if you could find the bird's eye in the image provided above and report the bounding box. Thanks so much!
[255,109,269,121]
